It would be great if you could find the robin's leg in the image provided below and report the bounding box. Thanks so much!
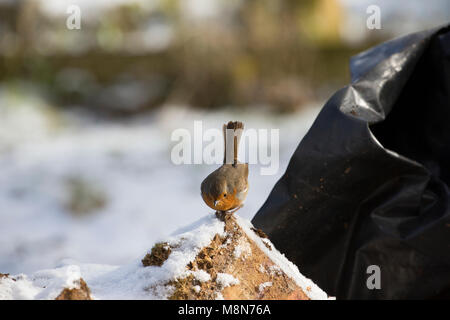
[215,205,244,221]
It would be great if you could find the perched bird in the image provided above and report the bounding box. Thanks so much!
[201,121,249,213]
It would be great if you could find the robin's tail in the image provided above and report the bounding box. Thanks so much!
[223,121,244,165]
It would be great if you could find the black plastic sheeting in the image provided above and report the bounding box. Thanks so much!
[252,25,450,300]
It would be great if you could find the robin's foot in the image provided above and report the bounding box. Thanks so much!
[215,205,244,221]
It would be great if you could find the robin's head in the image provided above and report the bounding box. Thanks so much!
[201,176,231,211]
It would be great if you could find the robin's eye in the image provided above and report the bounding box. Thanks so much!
[223,193,227,197]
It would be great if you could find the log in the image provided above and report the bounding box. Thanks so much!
[142,212,329,300]
[0,213,329,300]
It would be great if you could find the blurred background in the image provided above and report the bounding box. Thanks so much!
[1,0,449,274]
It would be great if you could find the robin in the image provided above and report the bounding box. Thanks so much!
[201,121,249,214]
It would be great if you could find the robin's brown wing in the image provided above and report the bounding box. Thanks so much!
[231,163,248,202]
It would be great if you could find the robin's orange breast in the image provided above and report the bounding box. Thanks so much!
[202,188,242,211]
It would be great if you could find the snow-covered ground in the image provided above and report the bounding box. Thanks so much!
[0,87,321,275]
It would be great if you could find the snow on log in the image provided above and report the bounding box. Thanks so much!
[0,213,330,300]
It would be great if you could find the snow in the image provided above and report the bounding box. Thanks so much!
[258,281,272,293]
[0,214,225,300]
[233,240,252,259]
[0,212,331,300]
[0,275,39,300]
[219,237,232,249]
[235,215,330,300]
[215,273,239,288]
[0,265,91,300]
[190,270,211,283]
[268,265,282,276]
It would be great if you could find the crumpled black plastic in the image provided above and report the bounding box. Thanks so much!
[252,24,450,300]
